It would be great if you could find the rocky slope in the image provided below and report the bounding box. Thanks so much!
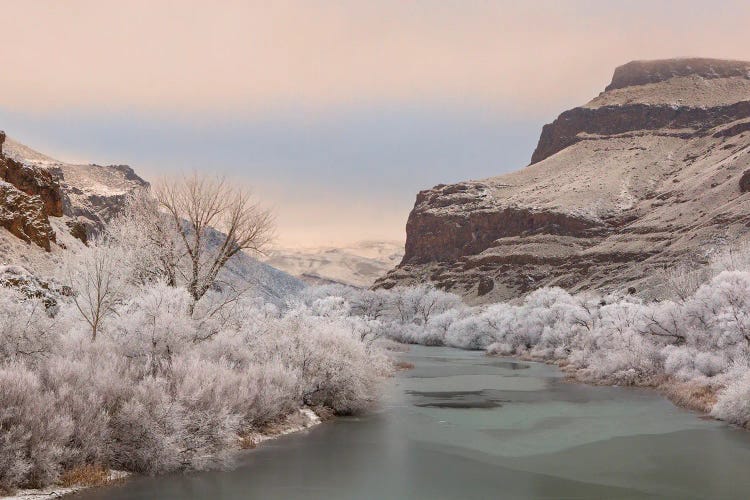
[2,136,150,241]
[376,58,750,302]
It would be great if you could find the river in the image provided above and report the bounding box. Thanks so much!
[75,345,750,499]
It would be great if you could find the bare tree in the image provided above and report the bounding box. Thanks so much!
[155,174,274,306]
[67,246,122,341]
[659,262,710,302]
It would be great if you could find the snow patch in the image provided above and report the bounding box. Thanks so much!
[1,471,130,500]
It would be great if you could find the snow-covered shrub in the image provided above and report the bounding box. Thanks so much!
[0,288,56,362]
[260,303,389,414]
[109,283,197,376]
[0,276,389,490]
[0,364,72,492]
[389,285,462,325]
[107,376,184,475]
[712,372,750,428]
[37,356,112,469]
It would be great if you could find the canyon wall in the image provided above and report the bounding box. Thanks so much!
[377,58,750,302]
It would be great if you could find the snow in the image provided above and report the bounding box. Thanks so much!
[264,241,403,287]
[204,227,305,303]
[586,75,750,109]
[244,408,322,447]
[2,472,129,500]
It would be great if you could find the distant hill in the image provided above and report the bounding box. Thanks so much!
[265,240,403,288]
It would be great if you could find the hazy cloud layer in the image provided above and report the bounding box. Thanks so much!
[1,1,749,244]
[3,1,749,115]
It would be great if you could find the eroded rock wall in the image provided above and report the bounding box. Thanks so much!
[0,136,61,250]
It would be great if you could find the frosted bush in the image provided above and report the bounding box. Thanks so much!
[694,351,729,378]
[37,357,112,469]
[583,332,662,385]
[445,314,497,349]
[712,372,750,427]
[109,283,196,375]
[169,357,243,470]
[107,377,183,474]
[663,346,728,380]
[0,364,72,492]
[0,288,57,362]
[0,279,390,488]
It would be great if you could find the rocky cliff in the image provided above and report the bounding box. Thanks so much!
[0,133,148,255]
[2,137,150,240]
[0,131,62,250]
[376,58,750,302]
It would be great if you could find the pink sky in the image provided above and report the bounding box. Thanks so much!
[4,1,750,115]
[2,1,750,245]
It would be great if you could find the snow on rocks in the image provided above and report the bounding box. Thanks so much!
[241,408,323,449]
[1,471,130,500]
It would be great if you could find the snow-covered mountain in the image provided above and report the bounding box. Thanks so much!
[0,133,303,301]
[264,240,403,287]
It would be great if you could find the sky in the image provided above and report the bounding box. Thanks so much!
[1,1,749,246]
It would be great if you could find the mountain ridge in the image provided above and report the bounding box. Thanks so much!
[0,134,303,302]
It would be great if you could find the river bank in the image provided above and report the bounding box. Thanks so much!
[71,346,750,499]
[504,352,721,416]
[1,408,322,500]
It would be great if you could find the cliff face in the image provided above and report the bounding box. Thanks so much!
[0,181,57,251]
[2,137,149,240]
[0,134,149,252]
[377,58,750,302]
[0,131,62,250]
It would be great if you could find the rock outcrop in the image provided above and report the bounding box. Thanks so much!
[0,132,62,250]
[0,133,149,252]
[2,137,149,238]
[377,58,750,302]
[0,154,63,217]
[0,181,56,251]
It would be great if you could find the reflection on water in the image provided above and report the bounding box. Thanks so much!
[407,390,509,409]
[75,346,750,500]
[480,360,531,370]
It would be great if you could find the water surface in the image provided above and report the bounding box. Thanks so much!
[76,346,750,499]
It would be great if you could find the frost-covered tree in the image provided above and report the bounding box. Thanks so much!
[658,262,710,302]
[65,243,124,341]
[106,189,183,287]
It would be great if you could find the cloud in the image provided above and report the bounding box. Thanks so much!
[1,1,749,117]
